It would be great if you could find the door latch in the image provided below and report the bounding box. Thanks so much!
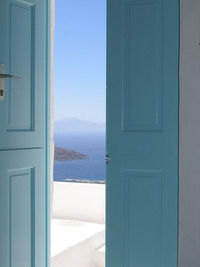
[0,64,21,102]
[105,153,110,164]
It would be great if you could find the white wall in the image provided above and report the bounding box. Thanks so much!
[179,1,200,266]
[52,182,105,224]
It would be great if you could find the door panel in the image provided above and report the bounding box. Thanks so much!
[0,149,46,267]
[122,1,162,132]
[121,170,163,267]
[0,0,48,267]
[106,0,179,266]
[9,2,35,131]
[0,0,46,149]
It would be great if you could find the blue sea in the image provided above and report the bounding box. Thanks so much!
[54,133,106,182]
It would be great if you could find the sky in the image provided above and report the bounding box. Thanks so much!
[54,0,106,124]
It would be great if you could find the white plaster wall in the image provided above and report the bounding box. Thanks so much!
[179,1,200,266]
[50,0,55,215]
[52,182,105,224]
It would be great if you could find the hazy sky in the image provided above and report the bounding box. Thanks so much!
[54,0,106,123]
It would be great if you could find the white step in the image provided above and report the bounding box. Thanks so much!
[93,245,105,267]
[51,219,105,267]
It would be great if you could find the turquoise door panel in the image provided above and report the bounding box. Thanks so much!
[0,0,49,267]
[0,149,46,267]
[106,0,179,266]
[0,0,46,150]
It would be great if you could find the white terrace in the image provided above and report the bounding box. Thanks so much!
[51,182,105,267]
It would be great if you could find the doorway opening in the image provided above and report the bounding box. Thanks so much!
[51,1,106,267]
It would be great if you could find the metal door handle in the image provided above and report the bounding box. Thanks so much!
[0,74,21,80]
[0,63,22,101]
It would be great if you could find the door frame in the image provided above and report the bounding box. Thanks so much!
[46,0,54,266]
[46,1,106,266]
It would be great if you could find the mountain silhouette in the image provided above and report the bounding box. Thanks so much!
[54,117,105,133]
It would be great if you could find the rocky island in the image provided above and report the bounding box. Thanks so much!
[54,146,88,162]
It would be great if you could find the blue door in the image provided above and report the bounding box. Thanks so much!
[106,0,179,266]
[0,1,49,267]
[0,0,46,149]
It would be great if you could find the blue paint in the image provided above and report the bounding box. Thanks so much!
[0,1,48,267]
[0,149,46,267]
[0,1,180,267]
[0,0,46,150]
[106,0,179,266]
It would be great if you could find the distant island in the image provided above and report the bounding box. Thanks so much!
[54,117,105,134]
[54,146,88,162]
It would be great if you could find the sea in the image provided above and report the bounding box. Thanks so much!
[54,133,106,182]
